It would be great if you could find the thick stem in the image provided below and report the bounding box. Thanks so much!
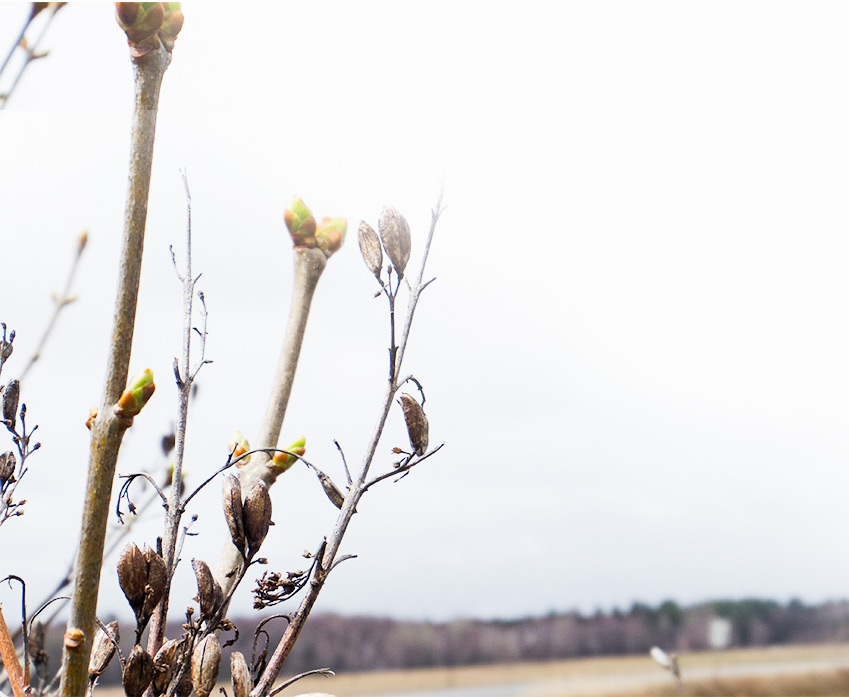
[59,46,169,697]
[214,246,326,594]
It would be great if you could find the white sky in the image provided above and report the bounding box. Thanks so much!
[2,2,849,624]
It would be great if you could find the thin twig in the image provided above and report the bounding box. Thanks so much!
[19,232,86,381]
[268,668,334,697]
[0,3,63,110]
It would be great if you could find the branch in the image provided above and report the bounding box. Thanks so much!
[59,40,172,697]
[250,197,444,697]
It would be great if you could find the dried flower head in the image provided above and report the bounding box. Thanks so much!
[191,635,221,697]
[379,207,412,279]
[398,393,429,456]
[117,542,167,624]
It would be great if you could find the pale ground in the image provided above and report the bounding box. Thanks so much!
[92,643,849,697]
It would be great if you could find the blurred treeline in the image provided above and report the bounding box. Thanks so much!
[37,598,849,683]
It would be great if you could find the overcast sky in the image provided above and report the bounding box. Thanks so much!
[2,2,849,625]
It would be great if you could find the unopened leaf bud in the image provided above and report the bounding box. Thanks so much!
[115,2,165,57]
[230,651,252,697]
[0,451,15,483]
[192,559,222,620]
[159,3,184,50]
[122,645,154,697]
[191,635,221,697]
[89,621,120,677]
[271,436,305,475]
[222,474,246,554]
[318,472,345,509]
[398,393,429,456]
[228,430,251,465]
[316,216,347,258]
[64,627,84,649]
[243,481,272,556]
[358,221,383,279]
[152,638,181,695]
[2,379,20,430]
[77,229,89,252]
[284,198,317,247]
[379,207,411,279]
[116,368,156,421]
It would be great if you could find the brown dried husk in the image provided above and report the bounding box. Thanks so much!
[243,481,272,555]
[378,207,411,278]
[358,221,383,278]
[399,393,429,456]
[122,645,154,697]
[191,635,221,697]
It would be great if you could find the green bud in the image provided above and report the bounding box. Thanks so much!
[316,216,347,257]
[116,368,156,421]
[271,436,305,475]
[115,3,165,57]
[284,198,317,246]
[159,3,184,50]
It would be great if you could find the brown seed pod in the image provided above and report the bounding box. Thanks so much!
[223,474,246,554]
[152,638,182,696]
[2,379,19,430]
[398,393,429,456]
[0,451,15,483]
[318,472,345,510]
[89,620,120,677]
[378,207,411,279]
[192,559,222,620]
[117,543,148,614]
[230,651,252,697]
[122,645,154,697]
[243,481,272,556]
[141,544,168,620]
[358,221,383,279]
[191,635,221,697]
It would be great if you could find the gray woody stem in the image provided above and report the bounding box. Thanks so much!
[250,199,443,697]
[214,246,327,594]
[59,45,170,697]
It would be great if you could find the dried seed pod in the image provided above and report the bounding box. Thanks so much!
[243,481,272,556]
[222,474,246,554]
[398,393,429,456]
[89,620,120,677]
[122,645,154,697]
[191,635,221,697]
[192,559,222,620]
[2,379,20,430]
[141,544,168,620]
[358,221,383,279]
[152,638,181,696]
[117,542,148,613]
[0,451,15,483]
[230,651,252,697]
[175,672,194,697]
[28,620,48,672]
[318,472,345,510]
[117,542,167,623]
[378,207,411,279]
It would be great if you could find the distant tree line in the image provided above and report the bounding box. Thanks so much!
[37,598,849,684]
